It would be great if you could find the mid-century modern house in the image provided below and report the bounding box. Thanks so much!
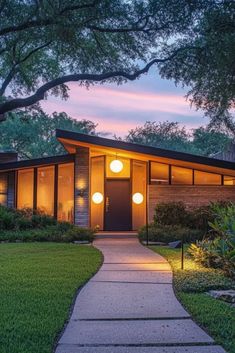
[0,129,235,231]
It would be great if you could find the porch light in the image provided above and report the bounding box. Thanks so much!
[92,192,103,204]
[110,159,123,173]
[132,192,144,204]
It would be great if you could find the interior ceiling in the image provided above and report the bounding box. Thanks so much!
[58,137,235,176]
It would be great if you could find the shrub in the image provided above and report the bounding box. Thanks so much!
[154,202,189,227]
[188,203,235,278]
[31,214,57,228]
[138,223,203,244]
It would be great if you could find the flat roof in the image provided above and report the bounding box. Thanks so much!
[56,129,235,171]
[0,153,75,171]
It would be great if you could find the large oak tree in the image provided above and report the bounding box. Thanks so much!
[0,0,234,129]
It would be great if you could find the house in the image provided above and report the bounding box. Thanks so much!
[0,129,235,231]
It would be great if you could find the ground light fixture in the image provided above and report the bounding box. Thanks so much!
[132,192,144,204]
[110,159,123,173]
[92,192,103,204]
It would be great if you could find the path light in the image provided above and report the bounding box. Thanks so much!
[110,159,123,173]
[132,192,144,204]
[92,192,103,204]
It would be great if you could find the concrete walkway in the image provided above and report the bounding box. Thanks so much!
[56,235,226,353]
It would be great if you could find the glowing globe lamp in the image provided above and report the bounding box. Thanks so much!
[92,192,103,204]
[132,192,144,204]
[110,159,123,173]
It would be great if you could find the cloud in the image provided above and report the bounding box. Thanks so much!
[42,73,206,136]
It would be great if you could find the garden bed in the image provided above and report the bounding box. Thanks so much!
[151,246,235,353]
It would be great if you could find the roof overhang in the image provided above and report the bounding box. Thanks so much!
[56,129,235,176]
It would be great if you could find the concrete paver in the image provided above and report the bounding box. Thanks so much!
[92,269,173,283]
[56,345,226,353]
[71,281,189,319]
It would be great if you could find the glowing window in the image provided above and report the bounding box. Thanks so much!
[37,166,55,215]
[194,170,221,185]
[223,175,235,185]
[171,166,193,185]
[151,162,169,184]
[58,163,74,223]
[0,173,8,206]
[17,169,34,209]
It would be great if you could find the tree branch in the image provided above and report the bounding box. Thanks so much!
[0,1,99,36]
[0,47,197,118]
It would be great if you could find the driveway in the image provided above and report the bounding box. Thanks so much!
[56,235,226,353]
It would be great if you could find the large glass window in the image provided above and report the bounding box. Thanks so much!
[171,166,193,185]
[132,161,147,230]
[223,175,235,186]
[0,172,7,205]
[37,166,55,215]
[151,162,169,184]
[91,156,105,229]
[58,163,74,223]
[194,170,221,185]
[17,169,34,209]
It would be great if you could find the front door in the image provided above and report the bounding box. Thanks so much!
[105,179,131,231]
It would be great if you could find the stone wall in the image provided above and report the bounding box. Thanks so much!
[74,146,90,227]
[148,184,235,222]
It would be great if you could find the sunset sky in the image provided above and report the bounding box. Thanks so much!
[42,68,208,137]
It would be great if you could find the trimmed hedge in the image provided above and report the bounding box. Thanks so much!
[138,223,203,243]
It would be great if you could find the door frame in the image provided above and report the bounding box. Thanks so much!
[103,177,132,231]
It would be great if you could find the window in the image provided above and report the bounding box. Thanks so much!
[151,162,169,184]
[58,163,74,223]
[171,166,193,185]
[132,161,147,229]
[194,170,221,185]
[106,156,130,178]
[0,172,7,205]
[223,175,235,186]
[17,169,34,209]
[91,156,105,229]
[37,166,55,215]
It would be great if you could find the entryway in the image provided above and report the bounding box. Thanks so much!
[104,179,131,231]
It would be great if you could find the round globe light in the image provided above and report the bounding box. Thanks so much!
[110,159,123,173]
[132,192,144,204]
[92,192,103,204]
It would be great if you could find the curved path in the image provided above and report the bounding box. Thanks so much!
[56,235,226,353]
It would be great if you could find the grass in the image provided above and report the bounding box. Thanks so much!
[0,243,102,353]
[151,246,235,353]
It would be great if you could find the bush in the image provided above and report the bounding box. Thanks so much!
[188,203,235,278]
[154,202,189,227]
[138,223,203,244]
[0,205,95,243]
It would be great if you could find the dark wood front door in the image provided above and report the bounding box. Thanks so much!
[105,179,131,231]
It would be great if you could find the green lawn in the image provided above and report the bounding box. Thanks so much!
[0,243,102,353]
[151,246,235,353]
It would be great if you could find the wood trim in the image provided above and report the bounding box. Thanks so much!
[33,168,37,213]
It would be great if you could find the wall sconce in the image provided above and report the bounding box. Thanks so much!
[77,188,85,197]
[92,192,103,204]
[132,192,144,204]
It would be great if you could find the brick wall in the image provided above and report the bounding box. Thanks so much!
[74,146,90,227]
[148,184,235,222]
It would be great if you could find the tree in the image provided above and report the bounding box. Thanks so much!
[159,0,235,131]
[125,121,192,153]
[124,121,232,156]
[0,110,97,159]
[191,126,232,157]
[0,0,213,118]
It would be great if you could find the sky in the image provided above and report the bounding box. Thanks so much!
[42,67,208,138]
